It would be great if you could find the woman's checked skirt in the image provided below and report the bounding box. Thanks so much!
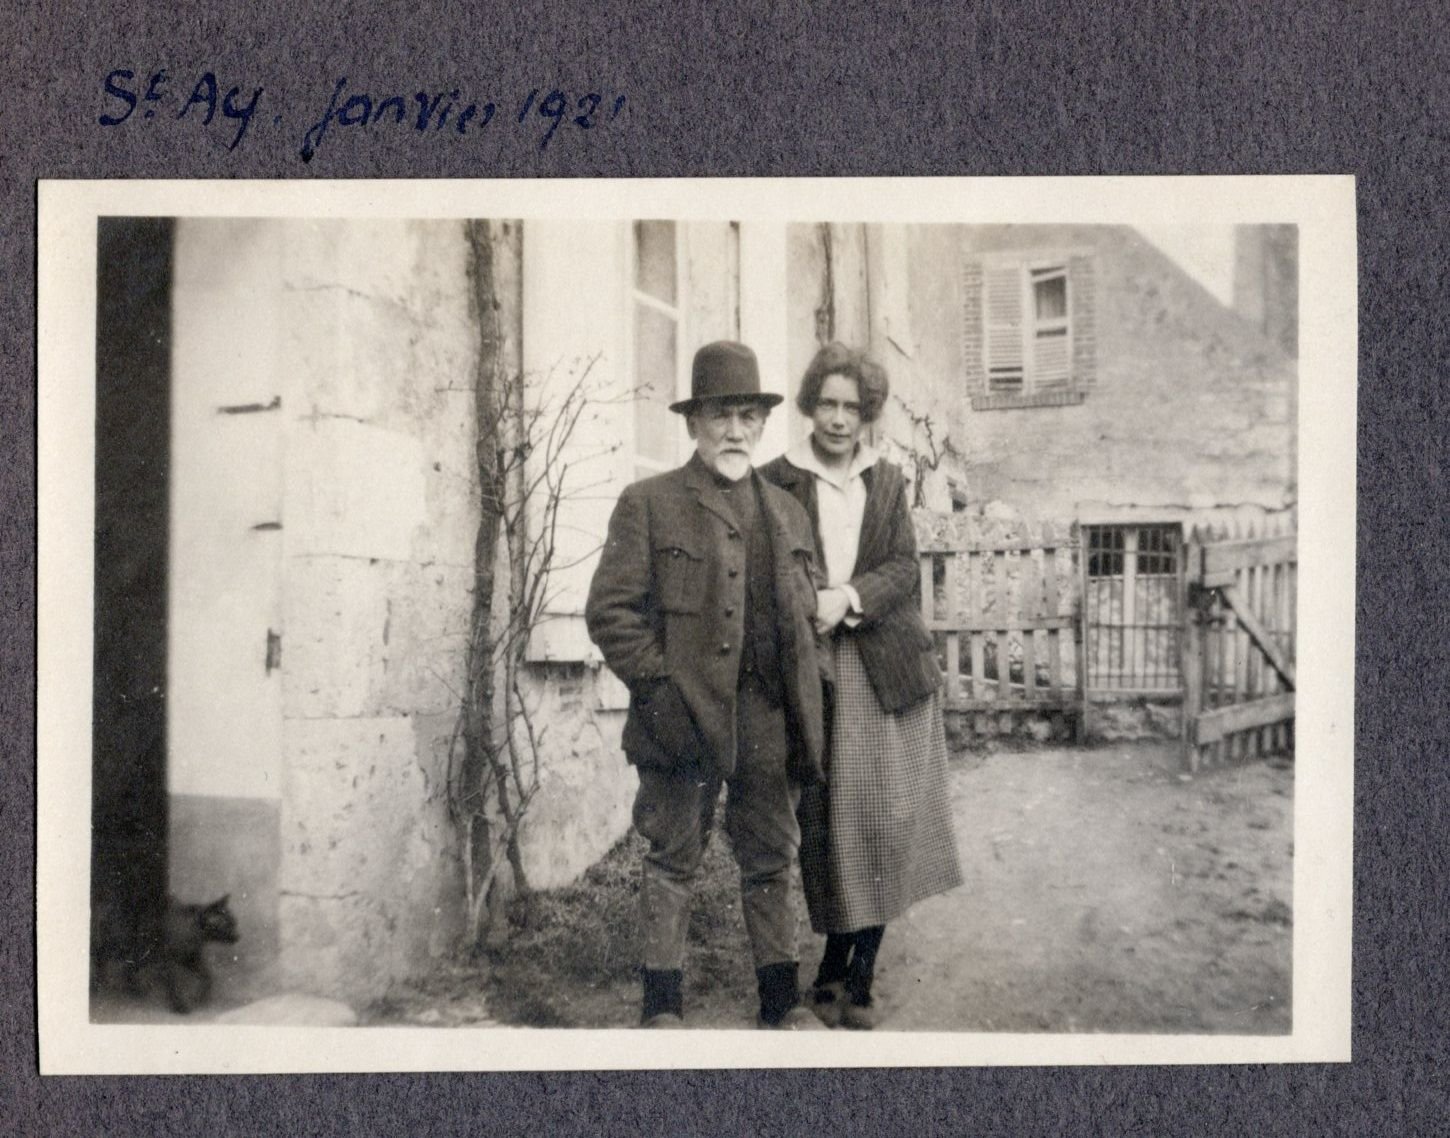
[798,636,964,934]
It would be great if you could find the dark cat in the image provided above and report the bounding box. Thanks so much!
[91,894,240,1014]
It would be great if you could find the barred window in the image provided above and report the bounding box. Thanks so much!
[1083,524,1183,691]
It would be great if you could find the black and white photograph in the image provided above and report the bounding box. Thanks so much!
[36,177,1354,1072]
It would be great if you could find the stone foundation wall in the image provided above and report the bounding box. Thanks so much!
[511,664,635,891]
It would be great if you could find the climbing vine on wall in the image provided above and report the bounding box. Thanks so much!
[449,219,614,948]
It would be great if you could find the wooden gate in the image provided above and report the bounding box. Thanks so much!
[1181,524,1297,771]
[919,525,1082,730]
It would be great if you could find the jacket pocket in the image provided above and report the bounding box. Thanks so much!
[654,538,705,613]
[629,678,710,770]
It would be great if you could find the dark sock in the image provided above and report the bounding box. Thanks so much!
[641,968,684,1022]
[756,961,802,1025]
[846,925,886,1006]
[814,934,853,988]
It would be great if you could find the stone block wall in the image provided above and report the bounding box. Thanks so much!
[271,219,477,1001]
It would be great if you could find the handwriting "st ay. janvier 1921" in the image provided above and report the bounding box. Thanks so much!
[98,70,628,159]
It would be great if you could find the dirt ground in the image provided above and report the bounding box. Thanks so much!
[866,741,1293,1034]
[371,740,1293,1035]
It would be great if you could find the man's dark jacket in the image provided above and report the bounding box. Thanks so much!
[585,455,827,785]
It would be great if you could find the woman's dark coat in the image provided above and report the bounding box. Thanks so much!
[759,453,940,714]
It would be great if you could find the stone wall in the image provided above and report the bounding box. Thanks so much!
[802,223,1295,519]
[271,219,478,1000]
[955,224,1296,518]
[511,665,634,891]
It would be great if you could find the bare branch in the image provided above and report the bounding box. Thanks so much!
[450,297,614,944]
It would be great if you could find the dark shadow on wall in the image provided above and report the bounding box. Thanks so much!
[90,217,174,1004]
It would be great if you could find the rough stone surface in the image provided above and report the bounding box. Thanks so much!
[282,557,474,721]
[1090,698,1183,742]
[285,418,428,563]
[1025,719,1055,743]
[511,665,637,892]
[279,716,462,1001]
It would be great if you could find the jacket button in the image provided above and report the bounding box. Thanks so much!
[719,643,731,654]
[728,567,739,578]
[725,606,736,617]
[728,529,740,540]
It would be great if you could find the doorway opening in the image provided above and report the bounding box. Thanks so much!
[90,218,175,1011]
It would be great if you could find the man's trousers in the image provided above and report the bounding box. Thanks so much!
[632,674,802,971]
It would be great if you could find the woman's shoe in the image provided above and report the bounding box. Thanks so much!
[840,999,878,1030]
[809,980,847,1028]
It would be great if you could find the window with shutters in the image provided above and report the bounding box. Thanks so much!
[971,256,1088,410]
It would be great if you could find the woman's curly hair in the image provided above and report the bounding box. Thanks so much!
[796,342,890,424]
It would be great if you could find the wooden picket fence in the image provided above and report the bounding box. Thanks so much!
[918,524,1081,729]
[1181,519,1297,771]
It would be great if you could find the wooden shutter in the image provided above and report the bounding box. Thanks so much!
[1033,330,1070,388]
[1030,267,1071,389]
[983,264,1024,393]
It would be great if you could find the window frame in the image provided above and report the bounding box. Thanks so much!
[628,221,689,481]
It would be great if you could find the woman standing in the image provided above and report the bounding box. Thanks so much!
[760,343,963,1030]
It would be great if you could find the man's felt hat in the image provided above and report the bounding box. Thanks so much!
[670,340,784,414]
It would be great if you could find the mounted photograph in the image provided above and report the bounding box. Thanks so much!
[36,176,1355,1072]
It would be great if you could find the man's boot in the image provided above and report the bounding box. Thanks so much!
[755,960,826,1030]
[640,967,685,1028]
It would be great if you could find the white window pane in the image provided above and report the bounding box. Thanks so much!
[634,303,678,464]
[634,221,676,304]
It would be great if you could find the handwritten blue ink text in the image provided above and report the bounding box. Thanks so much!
[100,69,262,151]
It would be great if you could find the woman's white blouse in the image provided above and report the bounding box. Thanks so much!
[785,437,878,615]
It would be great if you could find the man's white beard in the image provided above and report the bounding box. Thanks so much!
[713,453,752,482]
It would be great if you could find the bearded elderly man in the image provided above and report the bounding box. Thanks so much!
[586,340,830,1030]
